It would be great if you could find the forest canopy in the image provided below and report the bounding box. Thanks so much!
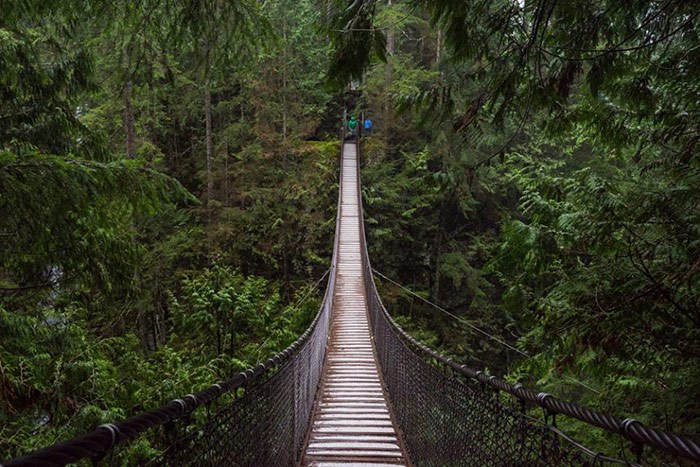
[1,0,699,463]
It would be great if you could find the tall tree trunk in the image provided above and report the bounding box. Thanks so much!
[283,238,290,299]
[385,0,395,131]
[205,83,214,207]
[386,0,395,85]
[124,77,137,159]
[432,216,443,300]
[281,6,289,168]
[224,143,230,206]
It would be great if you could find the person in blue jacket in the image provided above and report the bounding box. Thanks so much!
[363,117,373,135]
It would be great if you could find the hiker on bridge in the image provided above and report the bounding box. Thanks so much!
[363,117,373,135]
[348,115,358,136]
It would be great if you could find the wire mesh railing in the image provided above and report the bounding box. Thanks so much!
[5,293,333,466]
[152,300,331,467]
[353,135,700,466]
[5,274,336,467]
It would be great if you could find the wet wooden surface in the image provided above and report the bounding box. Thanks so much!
[301,143,407,467]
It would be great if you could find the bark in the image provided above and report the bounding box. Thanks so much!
[283,240,290,299]
[282,8,289,167]
[385,0,395,131]
[137,310,152,351]
[124,77,137,159]
[205,84,214,207]
[386,0,395,85]
[224,143,230,205]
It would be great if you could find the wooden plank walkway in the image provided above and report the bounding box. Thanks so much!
[301,143,408,467]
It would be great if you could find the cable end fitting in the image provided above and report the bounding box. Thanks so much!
[97,423,121,451]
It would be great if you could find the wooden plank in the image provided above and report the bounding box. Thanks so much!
[301,142,408,466]
[307,463,405,467]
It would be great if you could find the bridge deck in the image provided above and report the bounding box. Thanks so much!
[301,143,408,467]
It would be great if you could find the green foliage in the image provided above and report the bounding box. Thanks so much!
[6,0,698,462]
[0,23,98,157]
[171,264,301,368]
[0,151,193,296]
[325,0,386,88]
[489,141,700,437]
[2,0,335,461]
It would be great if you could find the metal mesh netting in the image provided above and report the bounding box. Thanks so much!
[157,300,330,466]
[4,271,334,467]
[361,269,700,466]
[364,284,592,466]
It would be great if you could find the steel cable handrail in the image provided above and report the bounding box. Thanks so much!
[352,133,700,465]
[4,315,320,466]
[3,139,346,467]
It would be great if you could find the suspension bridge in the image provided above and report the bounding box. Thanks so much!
[4,136,700,466]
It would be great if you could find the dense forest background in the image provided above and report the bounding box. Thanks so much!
[2,0,699,463]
